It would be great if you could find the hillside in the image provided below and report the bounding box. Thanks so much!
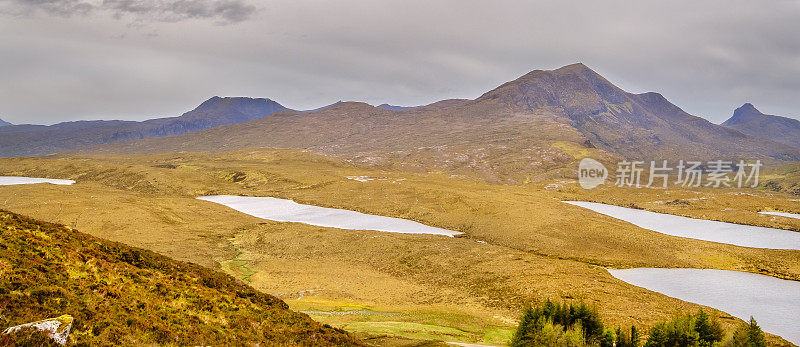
[75,64,799,183]
[476,63,799,161]
[1,150,798,345]
[722,103,800,149]
[0,210,360,345]
[0,97,289,157]
[0,117,11,126]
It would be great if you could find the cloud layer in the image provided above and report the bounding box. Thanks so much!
[3,0,256,23]
[0,0,798,125]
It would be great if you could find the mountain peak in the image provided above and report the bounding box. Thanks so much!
[556,62,592,72]
[737,102,760,113]
[476,62,626,115]
[724,103,764,126]
[722,103,800,149]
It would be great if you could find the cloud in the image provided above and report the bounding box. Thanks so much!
[1,0,257,24]
[0,0,798,125]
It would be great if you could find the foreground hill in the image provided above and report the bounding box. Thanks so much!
[0,210,360,345]
[0,97,289,157]
[722,103,800,149]
[76,64,799,182]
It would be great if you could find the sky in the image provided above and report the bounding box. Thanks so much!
[1,0,799,125]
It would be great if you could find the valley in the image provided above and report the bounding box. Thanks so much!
[1,149,798,345]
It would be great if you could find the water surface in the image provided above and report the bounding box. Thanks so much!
[759,211,800,220]
[0,176,75,186]
[198,195,461,236]
[608,268,800,345]
[563,201,800,250]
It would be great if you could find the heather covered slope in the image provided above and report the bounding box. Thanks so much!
[0,210,360,346]
[0,96,289,157]
[722,103,800,149]
[76,64,798,183]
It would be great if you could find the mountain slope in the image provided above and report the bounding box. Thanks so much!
[0,117,11,126]
[75,64,799,182]
[0,210,360,345]
[76,98,607,183]
[722,103,800,149]
[376,103,417,111]
[476,63,799,161]
[0,97,289,157]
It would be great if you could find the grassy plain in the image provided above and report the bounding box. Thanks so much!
[0,149,797,345]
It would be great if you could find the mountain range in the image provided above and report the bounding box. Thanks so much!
[0,97,288,157]
[3,63,798,183]
[722,103,800,149]
[71,63,799,182]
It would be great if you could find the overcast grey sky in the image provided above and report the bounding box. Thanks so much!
[1,0,799,125]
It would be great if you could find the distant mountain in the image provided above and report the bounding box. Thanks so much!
[377,103,417,111]
[302,101,343,113]
[0,210,359,345]
[475,63,798,162]
[722,103,800,149]
[0,117,11,126]
[76,64,798,183]
[0,97,290,157]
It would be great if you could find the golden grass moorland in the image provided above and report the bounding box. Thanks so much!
[1,149,798,345]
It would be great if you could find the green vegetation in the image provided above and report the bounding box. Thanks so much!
[0,210,360,346]
[644,310,723,347]
[511,300,605,346]
[729,318,767,347]
[511,300,615,347]
[512,301,769,347]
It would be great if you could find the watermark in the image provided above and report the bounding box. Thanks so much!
[578,158,608,189]
[578,158,761,189]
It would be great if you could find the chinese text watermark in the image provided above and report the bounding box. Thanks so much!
[578,159,761,189]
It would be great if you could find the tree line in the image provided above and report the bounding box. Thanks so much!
[511,299,767,347]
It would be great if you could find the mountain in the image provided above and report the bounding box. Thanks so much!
[302,101,343,113]
[0,209,360,345]
[0,97,290,157]
[74,64,800,182]
[722,103,800,149]
[377,103,417,111]
[475,63,799,161]
[0,117,11,126]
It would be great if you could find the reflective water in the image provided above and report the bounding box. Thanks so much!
[563,201,800,250]
[759,211,800,220]
[0,176,75,186]
[198,195,461,236]
[608,268,800,345]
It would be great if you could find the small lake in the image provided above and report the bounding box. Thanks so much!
[563,201,800,250]
[197,195,461,237]
[608,268,800,345]
[0,176,75,186]
[760,211,800,220]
